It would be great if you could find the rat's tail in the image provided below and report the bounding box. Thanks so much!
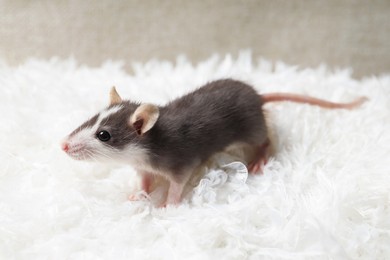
[261,93,368,109]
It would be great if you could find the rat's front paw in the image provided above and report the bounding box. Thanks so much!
[128,191,149,201]
[128,194,139,201]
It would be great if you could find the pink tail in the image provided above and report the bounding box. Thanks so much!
[261,93,368,109]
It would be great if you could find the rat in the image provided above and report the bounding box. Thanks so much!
[61,79,367,206]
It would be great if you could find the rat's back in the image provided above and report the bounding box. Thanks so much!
[146,79,268,171]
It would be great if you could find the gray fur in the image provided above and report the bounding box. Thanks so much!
[145,79,267,174]
[95,102,140,150]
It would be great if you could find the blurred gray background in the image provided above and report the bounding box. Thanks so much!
[1,0,389,78]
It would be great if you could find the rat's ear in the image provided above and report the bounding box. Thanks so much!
[130,104,160,135]
[109,86,122,105]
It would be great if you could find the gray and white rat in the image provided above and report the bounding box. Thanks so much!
[61,79,367,206]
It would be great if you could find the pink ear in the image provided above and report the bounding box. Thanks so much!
[129,104,160,135]
[133,118,144,135]
[109,86,122,105]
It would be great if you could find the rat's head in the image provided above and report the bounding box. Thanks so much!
[61,87,159,161]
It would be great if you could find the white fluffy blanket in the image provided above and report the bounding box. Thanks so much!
[0,54,389,259]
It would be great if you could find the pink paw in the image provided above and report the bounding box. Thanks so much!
[247,158,267,174]
[128,192,149,201]
[128,194,139,201]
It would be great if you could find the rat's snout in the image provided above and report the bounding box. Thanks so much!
[61,141,69,152]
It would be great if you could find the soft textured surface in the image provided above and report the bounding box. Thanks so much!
[0,53,389,259]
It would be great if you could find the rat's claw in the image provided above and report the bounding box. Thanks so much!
[158,202,167,208]
[247,158,267,174]
[247,140,270,174]
[128,194,139,201]
[128,191,150,202]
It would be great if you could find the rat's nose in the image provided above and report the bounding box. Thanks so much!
[61,141,69,152]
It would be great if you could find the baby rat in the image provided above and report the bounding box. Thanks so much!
[61,79,367,206]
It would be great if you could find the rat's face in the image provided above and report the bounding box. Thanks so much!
[61,87,160,162]
[61,104,139,161]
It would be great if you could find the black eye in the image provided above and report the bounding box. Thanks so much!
[97,130,111,142]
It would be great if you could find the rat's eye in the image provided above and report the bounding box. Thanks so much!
[97,130,111,142]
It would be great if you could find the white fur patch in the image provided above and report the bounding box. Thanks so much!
[115,143,155,172]
[92,105,123,132]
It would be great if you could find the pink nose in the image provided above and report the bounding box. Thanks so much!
[61,141,69,152]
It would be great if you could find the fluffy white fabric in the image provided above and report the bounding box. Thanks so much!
[0,53,389,259]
